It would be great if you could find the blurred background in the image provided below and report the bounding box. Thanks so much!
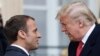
[0,0,100,56]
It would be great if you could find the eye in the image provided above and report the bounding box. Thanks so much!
[33,28,37,33]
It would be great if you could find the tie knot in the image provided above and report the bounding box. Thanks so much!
[78,41,83,48]
[79,41,83,44]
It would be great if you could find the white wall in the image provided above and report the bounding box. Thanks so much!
[0,0,23,25]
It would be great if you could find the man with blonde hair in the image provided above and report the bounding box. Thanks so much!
[56,2,100,56]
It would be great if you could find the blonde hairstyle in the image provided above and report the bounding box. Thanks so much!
[56,2,97,25]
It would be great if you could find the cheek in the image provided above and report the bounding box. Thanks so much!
[27,34,35,41]
[30,34,36,40]
[71,29,79,37]
[31,34,37,41]
[28,36,35,45]
[29,32,36,37]
[68,27,78,35]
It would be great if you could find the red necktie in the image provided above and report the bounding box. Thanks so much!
[76,41,83,56]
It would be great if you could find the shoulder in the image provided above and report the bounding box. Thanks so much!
[4,46,28,56]
[4,51,27,56]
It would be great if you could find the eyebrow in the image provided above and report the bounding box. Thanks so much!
[61,23,66,25]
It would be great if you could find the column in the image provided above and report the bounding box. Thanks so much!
[46,0,60,56]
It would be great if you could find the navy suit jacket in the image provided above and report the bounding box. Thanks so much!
[68,24,100,56]
[0,27,8,56]
[4,46,28,56]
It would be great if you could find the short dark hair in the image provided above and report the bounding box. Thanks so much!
[4,15,35,44]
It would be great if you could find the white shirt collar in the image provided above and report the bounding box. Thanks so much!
[11,44,29,56]
[82,24,95,44]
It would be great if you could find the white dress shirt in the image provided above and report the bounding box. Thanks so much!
[11,44,29,56]
[82,24,95,46]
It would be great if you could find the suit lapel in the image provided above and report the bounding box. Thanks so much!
[68,41,79,56]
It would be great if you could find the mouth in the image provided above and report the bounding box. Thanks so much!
[65,32,69,35]
[67,33,72,37]
[36,40,39,44]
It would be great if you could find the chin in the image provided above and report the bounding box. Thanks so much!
[31,46,39,50]
[70,38,80,41]
[32,48,38,50]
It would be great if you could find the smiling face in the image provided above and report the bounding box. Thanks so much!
[60,15,82,41]
[25,19,41,50]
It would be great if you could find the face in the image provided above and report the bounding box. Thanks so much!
[25,19,41,50]
[60,15,82,41]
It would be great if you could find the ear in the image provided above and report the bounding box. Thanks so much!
[18,30,26,39]
[78,20,84,28]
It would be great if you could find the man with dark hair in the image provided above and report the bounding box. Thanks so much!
[0,14,8,56]
[4,15,41,56]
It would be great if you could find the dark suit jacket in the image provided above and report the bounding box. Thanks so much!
[4,46,28,56]
[68,24,100,56]
[0,27,8,56]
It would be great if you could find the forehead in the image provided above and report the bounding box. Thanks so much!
[26,19,37,29]
[60,15,69,23]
